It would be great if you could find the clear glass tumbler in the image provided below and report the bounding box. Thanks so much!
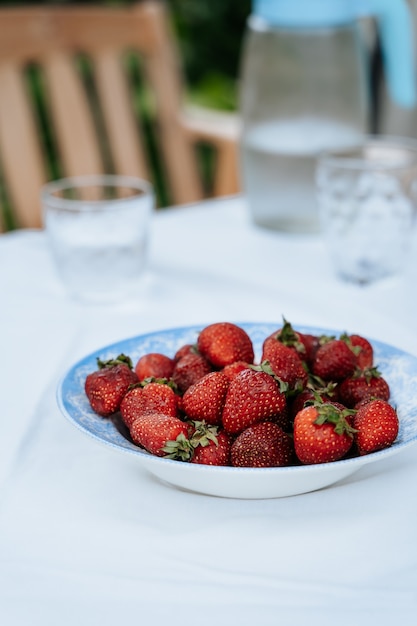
[42,175,154,303]
[316,137,417,284]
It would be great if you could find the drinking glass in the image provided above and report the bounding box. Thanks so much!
[316,136,417,284]
[42,175,154,303]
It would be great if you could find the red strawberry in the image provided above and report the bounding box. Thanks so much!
[130,412,192,459]
[197,322,254,368]
[174,344,198,362]
[264,318,319,366]
[141,381,180,415]
[261,339,308,391]
[337,367,390,408]
[172,351,213,393]
[298,332,320,366]
[264,319,306,357]
[135,353,175,381]
[120,381,180,429]
[222,368,288,434]
[341,333,374,369]
[120,386,145,428]
[231,422,294,468]
[293,403,355,464]
[289,389,316,421]
[182,371,229,425]
[303,374,338,404]
[352,396,376,411]
[353,399,399,455]
[222,361,251,380]
[191,427,232,466]
[312,339,357,382]
[85,354,138,417]
[288,384,337,421]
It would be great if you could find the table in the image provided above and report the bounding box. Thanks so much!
[1,195,417,625]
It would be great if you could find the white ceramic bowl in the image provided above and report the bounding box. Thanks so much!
[57,323,417,499]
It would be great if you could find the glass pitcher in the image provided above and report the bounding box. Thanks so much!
[239,0,416,232]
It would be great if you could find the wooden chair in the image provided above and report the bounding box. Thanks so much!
[0,1,240,231]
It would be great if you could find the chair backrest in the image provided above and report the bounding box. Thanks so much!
[0,1,239,231]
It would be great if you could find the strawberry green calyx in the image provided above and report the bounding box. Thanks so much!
[125,377,180,394]
[361,366,382,383]
[313,403,357,437]
[340,332,361,356]
[162,433,194,461]
[250,361,290,394]
[277,317,306,354]
[97,353,133,370]
[318,334,336,346]
[307,374,337,397]
[304,389,332,407]
[349,365,382,383]
[189,420,219,448]
[138,377,179,392]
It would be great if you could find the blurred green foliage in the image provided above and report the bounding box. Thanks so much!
[168,0,250,109]
[1,0,251,109]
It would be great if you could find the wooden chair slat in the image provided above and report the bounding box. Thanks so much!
[0,7,153,63]
[181,106,241,197]
[138,2,203,204]
[43,52,103,177]
[0,64,45,229]
[93,49,149,179]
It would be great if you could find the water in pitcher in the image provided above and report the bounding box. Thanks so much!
[241,117,363,232]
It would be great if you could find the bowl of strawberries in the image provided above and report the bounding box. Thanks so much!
[57,320,417,499]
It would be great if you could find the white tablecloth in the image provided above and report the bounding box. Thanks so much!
[1,195,417,625]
